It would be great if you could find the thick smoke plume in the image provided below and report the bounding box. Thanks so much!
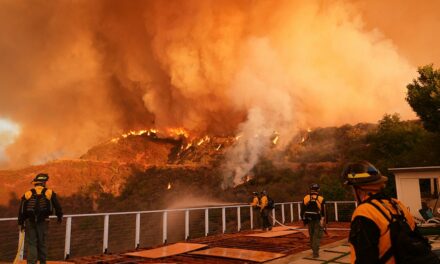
[0,0,438,185]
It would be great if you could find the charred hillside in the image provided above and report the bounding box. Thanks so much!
[81,131,235,167]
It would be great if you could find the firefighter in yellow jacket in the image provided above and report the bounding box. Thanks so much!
[342,161,424,264]
[250,192,260,228]
[18,173,63,264]
[259,190,272,231]
[301,183,325,258]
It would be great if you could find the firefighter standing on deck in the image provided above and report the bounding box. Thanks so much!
[301,183,326,258]
[18,173,63,264]
[342,161,439,264]
[250,192,260,228]
[259,190,272,231]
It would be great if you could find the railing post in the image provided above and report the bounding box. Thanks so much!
[222,207,226,234]
[334,202,339,222]
[163,211,168,244]
[135,213,140,249]
[272,208,276,226]
[64,217,72,259]
[281,204,285,224]
[297,203,302,221]
[103,214,109,254]
[250,206,254,230]
[290,203,293,223]
[237,207,241,232]
[205,208,209,236]
[185,210,190,240]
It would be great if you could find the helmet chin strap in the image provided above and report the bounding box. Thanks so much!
[353,187,362,203]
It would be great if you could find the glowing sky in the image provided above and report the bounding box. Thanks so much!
[0,0,439,169]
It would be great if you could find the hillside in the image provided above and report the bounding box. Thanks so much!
[1,116,439,212]
[0,131,236,205]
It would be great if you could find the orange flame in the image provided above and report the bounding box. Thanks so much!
[109,128,188,143]
[167,128,189,138]
[197,135,211,146]
[272,135,279,145]
[121,129,148,138]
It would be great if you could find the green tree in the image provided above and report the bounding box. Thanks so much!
[366,114,425,166]
[406,64,440,133]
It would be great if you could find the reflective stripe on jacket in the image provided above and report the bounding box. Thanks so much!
[350,198,416,264]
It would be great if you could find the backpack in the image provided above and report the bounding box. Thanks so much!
[267,196,275,209]
[368,199,440,264]
[25,188,52,220]
[303,194,322,221]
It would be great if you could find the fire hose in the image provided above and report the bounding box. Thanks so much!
[269,215,350,232]
[13,229,25,264]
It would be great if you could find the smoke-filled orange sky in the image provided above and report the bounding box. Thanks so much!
[0,0,439,169]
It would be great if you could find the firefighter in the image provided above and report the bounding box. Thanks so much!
[341,161,436,264]
[301,183,325,258]
[18,173,63,264]
[259,190,272,231]
[250,192,260,228]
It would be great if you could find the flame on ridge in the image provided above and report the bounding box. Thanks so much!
[197,135,211,146]
[167,128,189,138]
[110,127,189,143]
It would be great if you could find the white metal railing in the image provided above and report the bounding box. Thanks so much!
[0,200,356,260]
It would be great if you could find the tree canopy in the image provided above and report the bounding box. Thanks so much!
[406,64,440,133]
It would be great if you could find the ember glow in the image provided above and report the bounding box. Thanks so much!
[0,0,439,177]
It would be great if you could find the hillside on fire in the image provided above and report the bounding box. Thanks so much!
[1,114,439,216]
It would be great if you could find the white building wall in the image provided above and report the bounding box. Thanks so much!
[393,170,440,219]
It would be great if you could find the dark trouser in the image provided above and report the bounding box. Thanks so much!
[307,219,322,257]
[261,208,272,230]
[253,208,261,229]
[25,219,48,264]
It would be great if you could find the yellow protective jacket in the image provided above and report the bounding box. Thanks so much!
[301,193,325,219]
[24,186,53,200]
[18,185,63,225]
[350,196,416,264]
[259,195,268,210]
[250,196,259,207]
